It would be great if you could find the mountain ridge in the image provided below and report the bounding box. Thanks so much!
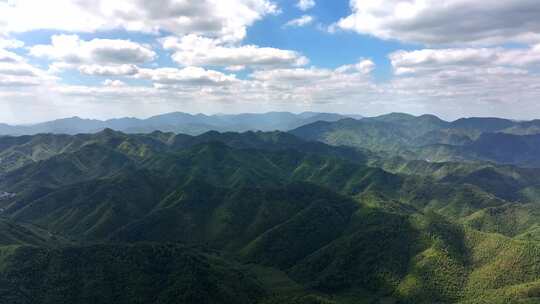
[0,111,364,136]
[3,122,540,303]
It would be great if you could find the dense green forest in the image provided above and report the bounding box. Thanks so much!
[3,113,540,303]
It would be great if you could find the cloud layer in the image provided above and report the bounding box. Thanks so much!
[162,35,308,70]
[0,0,279,42]
[336,0,540,45]
[0,48,54,88]
[30,35,156,65]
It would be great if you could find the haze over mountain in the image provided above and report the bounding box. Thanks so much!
[291,113,540,168]
[0,112,362,136]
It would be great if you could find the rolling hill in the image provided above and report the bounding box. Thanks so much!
[291,113,540,168]
[1,128,540,303]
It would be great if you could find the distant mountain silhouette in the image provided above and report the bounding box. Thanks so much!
[0,112,363,136]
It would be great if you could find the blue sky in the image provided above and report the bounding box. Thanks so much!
[1,0,540,124]
[245,0,417,81]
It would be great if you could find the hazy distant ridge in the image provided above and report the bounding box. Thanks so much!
[0,112,364,136]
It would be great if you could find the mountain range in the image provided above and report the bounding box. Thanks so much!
[2,113,540,303]
[291,113,540,168]
[0,112,363,136]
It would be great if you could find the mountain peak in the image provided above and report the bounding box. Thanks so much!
[99,128,123,136]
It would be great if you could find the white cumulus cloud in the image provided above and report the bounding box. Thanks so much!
[79,64,140,77]
[284,15,314,28]
[335,0,540,45]
[390,44,540,75]
[30,35,156,65]
[297,0,315,11]
[162,35,308,69]
[102,79,127,87]
[136,67,238,87]
[0,37,24,49]
[0,46,56,89]
[0,0,279,43]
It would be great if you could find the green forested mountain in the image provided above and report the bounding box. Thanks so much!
[0,244,267,304]
[2,125,540,303]
[291,113,540,168]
